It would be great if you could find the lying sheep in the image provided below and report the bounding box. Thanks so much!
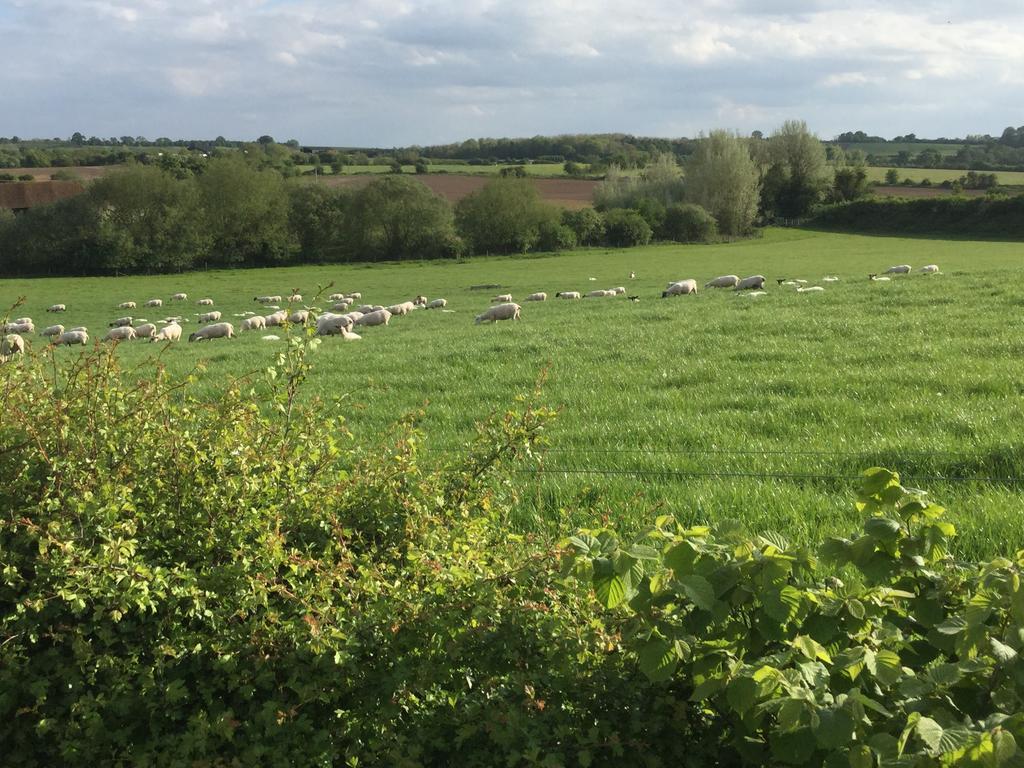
[118,301,137,309]
[475,302,521,324]
[662,279,697,297]
[40,324,64,338]
[884,264,911,275]
[241,316,267,332]
[109,317,133,328]
[2,334,25,357]
[585,290,615,298]
[287,310,310,325]
[331,300,351,311]
[524,292,547,302]
[556,291,581,299]
[254,295,281,304]
[705,275,739,288]
[197,298,215,306]
[919,264,940,274]
[612,287,626,295]
[339,329,361,341]
[55,330,89,346]
[492,293,513,303]
[46,304,67,313]
[796,286,825,293]
[151,323,182,342]
[171,292,188,301]
[354,309,392,328]
[387,301,415,316]
[822,276,840,283]
[4,321,34,334]
[145,298,163,308]
[264,310,288,327]
[104,326,137,342]
[133,323,157,339]
[426,298,447,309]
[188,322,235,342]
[735,275,766,291]
[316,313,355,336]
[198,311,222,323]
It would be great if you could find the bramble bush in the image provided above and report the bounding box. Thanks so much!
[569,467,1024,766]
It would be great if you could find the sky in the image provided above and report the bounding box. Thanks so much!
[1,0,1022,147]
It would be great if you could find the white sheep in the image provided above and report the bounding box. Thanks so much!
[288,293,303,303]
[316,313,355,336]
[796,286,825,293]
[40,324,64,338]
[705,275,739,288]
[346,292,362,300]
[662,279,697,297]
[118,301,137,310]
[524,292,547,302]
[104,326,137,342]
[343,311,365,324]
[413,295,428,306]
[197,298,215,306]
[1,334,25,357]
[556,291,581,299]
[387,301,415,316]
[328,293,346,301]
[357,304,376,314]
[4,321,34,334]
[822,276,840,283]
[151,323,182,342]
[735,275,766,290]
[492,293,513,303]
[919,264,940,274]
[145,298,163,308]
[46,304,67,313]
[585,289,615,298]
[426,298,448,309]
[188,322,235,342]
[884,265,912,275]
[743,291,768,297]
[171,292,188,301]
[264,310,288,327]
[68,326,87,333]
[612,287,626,295]
[331,300,351,311]
[339,329,361,341]
[287,310,310,325]
[133,323,157,339]
[868,274,891,282]
[354,309,392,327]
[13,317,32,325]
[475,303,521,324]
[241,316,267,332]
[198,311,222,323]
[55,330,89,346]
[254,295,281,304]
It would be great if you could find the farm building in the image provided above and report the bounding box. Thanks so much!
[0,180,84,214]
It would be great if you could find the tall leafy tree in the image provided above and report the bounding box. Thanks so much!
[455,178,560,254]
[684,130,760,236]
[759,120,832,219]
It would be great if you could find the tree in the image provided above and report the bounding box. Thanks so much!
[885,168,900,185]
[759,120,832,219]
[288,184,351,262]
[344,176,460,261]
[257,135,275,145]
[661,203,717,242]
[684,131,759,236]
[455,178,559,254]
[562,208,605,246]
[601,208,652,247]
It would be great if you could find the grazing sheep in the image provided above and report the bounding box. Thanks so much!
[197,298,215,306]
[2,334,25,357]
[387,301,416,316]
[426,298,447,309]
[55,330,89,346]
[3,321,34,334]
[118,301,137,309]
[357,304,376,314]
[524,292,547,302]
[413,295,428,306]
[735,275,766,291]
[40,324,64,338]
[145,298,163,308]
[109,317,133,328]
[556,291,581,299]
[475,302,521,324]
[662,279,698,297]
[288,294,303,303]
[171,292,188,301]
[241,316,267,332]
[919,264,940,274]
[705,275,739,288]
[198,311,222,323]
[346,292,362,300]
[884,264,912,275]
[287,309,310,325]
[104,326,137,342]
[612,287,626,295]
[328,293,346,301]
[796,286,825,293]
[343,311,364,324]
[133,323,157,339]
[68,326,87,333]
[585,289,615,298]
[316,313,355,336]
[264,310,288,327]
[13,317,32,325]
[254,295,281,304]
[188,322,235,342]
[492,293,513,303]
[46,304,67,313]
[354,309,392,328]
[868,274,891,282]
[331,300,352,311]
[151,323,182,342]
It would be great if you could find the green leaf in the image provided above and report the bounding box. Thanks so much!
[871,649,903,686]
[794,635,832,663]
[690,675,726,702]
[815,708,856,749]
[763,585,802,624]
[848,743,873,768]
[770,728,817,765]
[936,616,967,635]
[593,573,627,609]
[726,676,758,715]
[846,598,866,620]
[637,637,679,682]
[864,517,901,543]
[664,542,698,577]
[991,637,1018,664]
[678,574,716,611]
[916,716,944,753]
[860,467,900,496]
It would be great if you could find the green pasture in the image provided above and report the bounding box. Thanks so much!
[4,228,1024,557]
[835,142,966,158]
[866,167,1024,185]
[297,162,572,177]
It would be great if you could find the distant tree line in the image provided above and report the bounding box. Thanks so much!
[809,196,1024,239]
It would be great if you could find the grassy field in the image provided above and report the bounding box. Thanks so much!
[4,228,1024,557]
[866,167,1024,185]
[834,142,966,158]
[298,163,572,177]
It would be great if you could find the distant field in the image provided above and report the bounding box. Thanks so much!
[834,142,966,157]
[1,166,112,181]
[866,167,1024,184]
[299,162,572,177]
[872,186,987,199]
[4,228,1024,558]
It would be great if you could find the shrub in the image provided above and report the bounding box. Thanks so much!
[602,208,652,247]
[661,202,718,242]
[536,219,577,251]
[0,173,15,182]
[884,168,900,184]
[634,196,666,234]
[17,173,34,181]
[499,165,527,178]
[562,207,605,246]
[455,178,559,254]
[570,467,1024,766]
